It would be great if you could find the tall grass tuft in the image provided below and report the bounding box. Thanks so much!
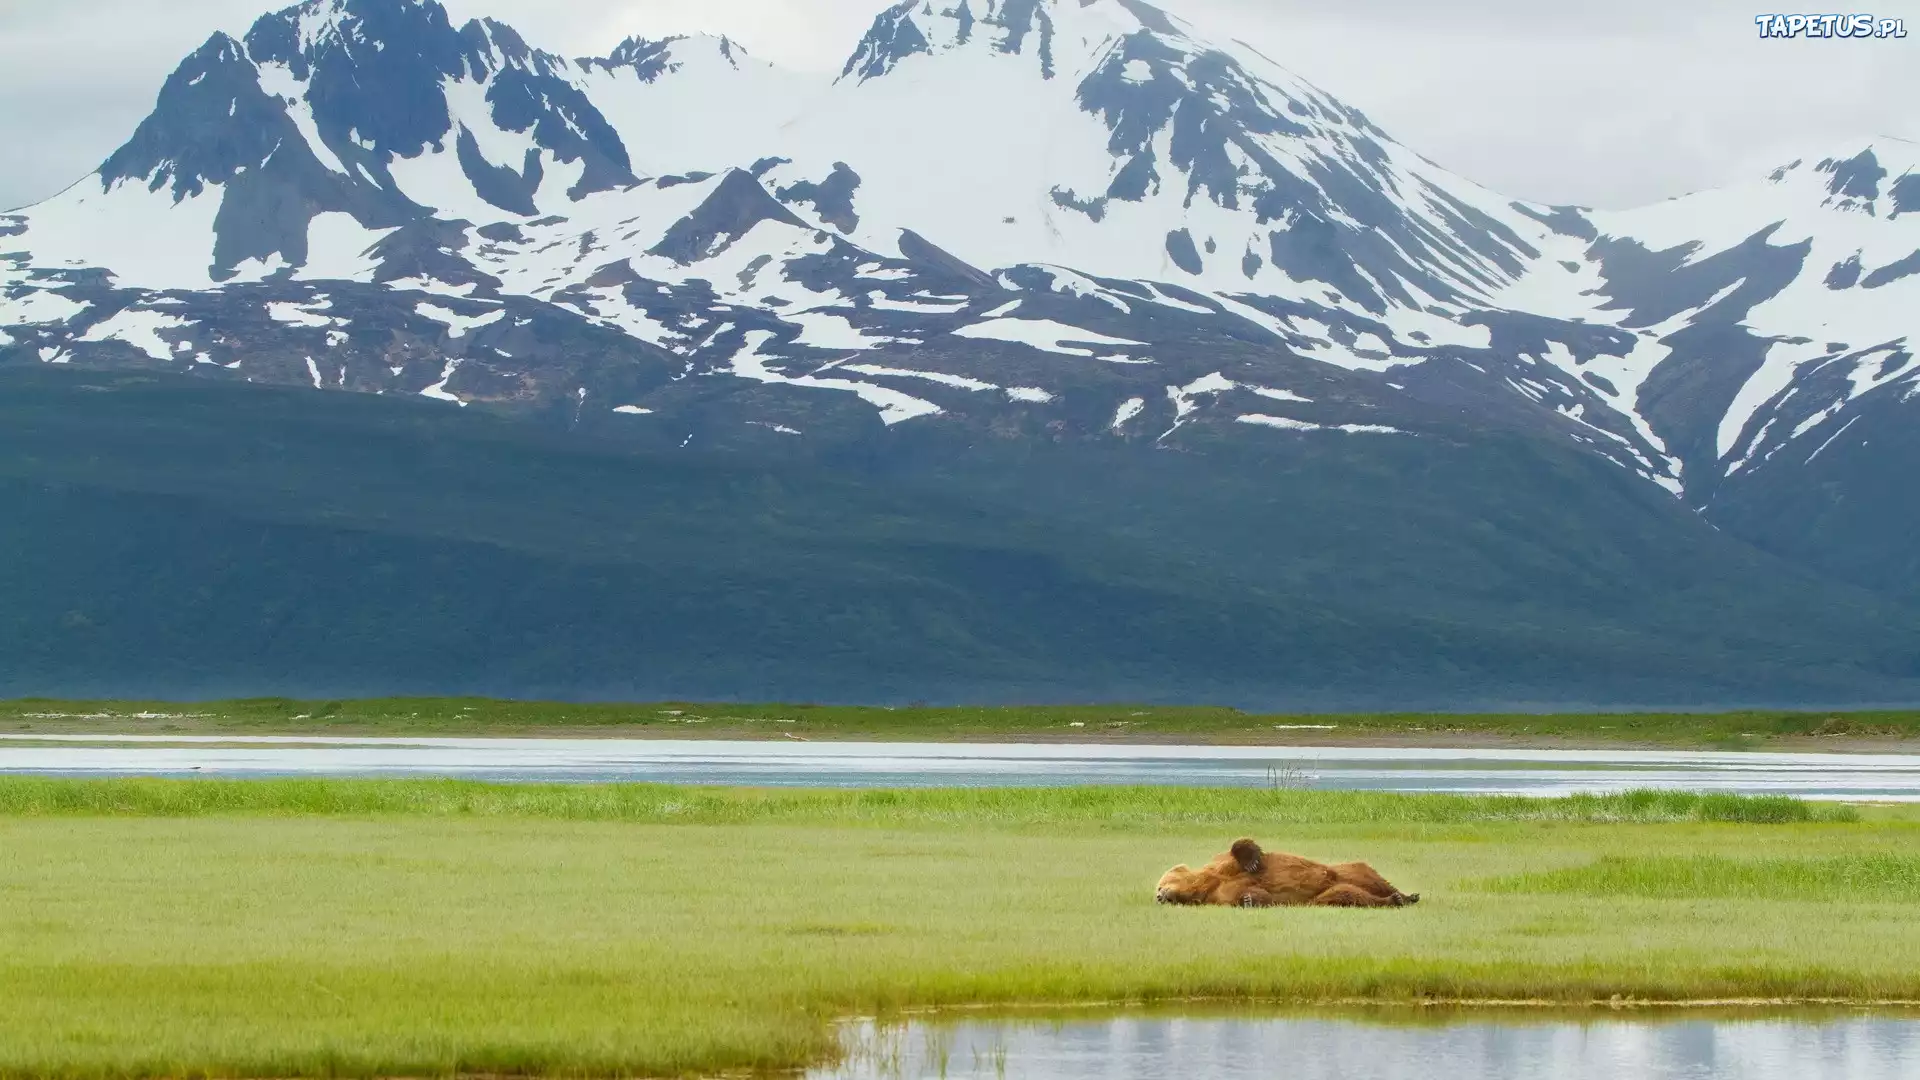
[0,779,1858,826]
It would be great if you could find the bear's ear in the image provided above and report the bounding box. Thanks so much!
[1230,838,1265,874]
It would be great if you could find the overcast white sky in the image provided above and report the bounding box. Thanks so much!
[3,0,1916,212]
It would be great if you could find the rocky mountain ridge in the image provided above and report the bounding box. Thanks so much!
[7,0,1912,510]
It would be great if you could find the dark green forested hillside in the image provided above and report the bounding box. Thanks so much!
[1710,389,1920,607]
[1,369,1916,707]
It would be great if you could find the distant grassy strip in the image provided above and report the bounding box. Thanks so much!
[1484,854,1920,901]
[6,697,1920,747]
[0,779,1858,825]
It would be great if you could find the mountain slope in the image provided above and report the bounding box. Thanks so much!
[2,369,1915,705]
[1,0,1917,702]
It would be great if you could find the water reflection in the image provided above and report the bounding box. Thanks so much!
[816,1012,1920,1079]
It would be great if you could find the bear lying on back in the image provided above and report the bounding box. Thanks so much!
[1154,838,1420,908]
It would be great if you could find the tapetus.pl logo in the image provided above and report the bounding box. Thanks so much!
[1754,13,1907,37]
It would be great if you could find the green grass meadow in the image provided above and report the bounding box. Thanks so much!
[0,781,1916,1077]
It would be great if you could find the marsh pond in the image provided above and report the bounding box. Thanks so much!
[814,1011,1920,1079]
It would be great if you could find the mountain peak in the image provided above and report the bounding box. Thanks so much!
[584,33,751,81]
[240,0,479,155]
[245,0,460,63]
[839,0,1181,84]
[1755,139,1920,217]
[96,29,275,199]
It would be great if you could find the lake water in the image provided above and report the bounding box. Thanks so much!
[2,736,1919,800]
[814,1013,1920,1079]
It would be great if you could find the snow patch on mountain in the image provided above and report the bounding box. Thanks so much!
[580,36,813,177]
[266,300,342,328]
[417,300,505,336]
[842,363,997,392]
[421,358,467,404]
[295,214,399,280]
[78,308,193,360]
[953,317,1146,360]
[1237,414,1405,435]
[15,180,224,290]
[732,328,943,424]
[2,289,88,327]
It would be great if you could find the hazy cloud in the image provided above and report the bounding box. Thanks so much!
[3,0,1916,211]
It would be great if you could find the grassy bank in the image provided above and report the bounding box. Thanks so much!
[0,777,1861,825]
[0,781,1916,1077]
[6,697,1920,748]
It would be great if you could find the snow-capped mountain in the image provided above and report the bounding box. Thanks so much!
[3,0,1917,524]
[1592,143,1920,499]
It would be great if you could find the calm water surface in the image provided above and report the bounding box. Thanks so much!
[815,1013,1920,1079]
[2,736,1919,799]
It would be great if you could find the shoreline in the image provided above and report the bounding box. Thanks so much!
[869,995,1920,1017]
[2,727,1917,755]
[7,698,1920,753]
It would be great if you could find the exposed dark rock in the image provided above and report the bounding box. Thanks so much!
[1589,226,1810,328]
[476,222,526,243]
[648,170,808,264]
[581,36,678,79]
[778,163,863,233]
[841,1,931,82]
[1891,174,1920,218]
[953,0,976,44]
[1050,187,1109,222]
[1114,0,1182,34]
[657,172,715,189]
[896,229,1000,292]
[1862,248,1920,289]
[993,0,1056,76]
[1826,253,1863,289]
[485,63,637,198]
[99,33,292,201]
[1509,203,1598,241]
[1818,149,1886,203]
[457,129,542,216]
[246,0,474,159]
[369,218,499,292]
[1165,228,1203,274]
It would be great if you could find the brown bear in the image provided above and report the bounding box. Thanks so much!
[1154,838,1420,908]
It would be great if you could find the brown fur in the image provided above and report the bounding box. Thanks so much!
[1154,838,1420,909]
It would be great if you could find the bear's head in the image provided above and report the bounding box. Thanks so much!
[1154,863,1210,904]
[1155,839,1266,904]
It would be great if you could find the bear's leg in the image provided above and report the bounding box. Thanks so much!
[1308,884,1402,908]
[1235,887,1276,908]
[1333,862,1419,905]
[1333,861,1405,899]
